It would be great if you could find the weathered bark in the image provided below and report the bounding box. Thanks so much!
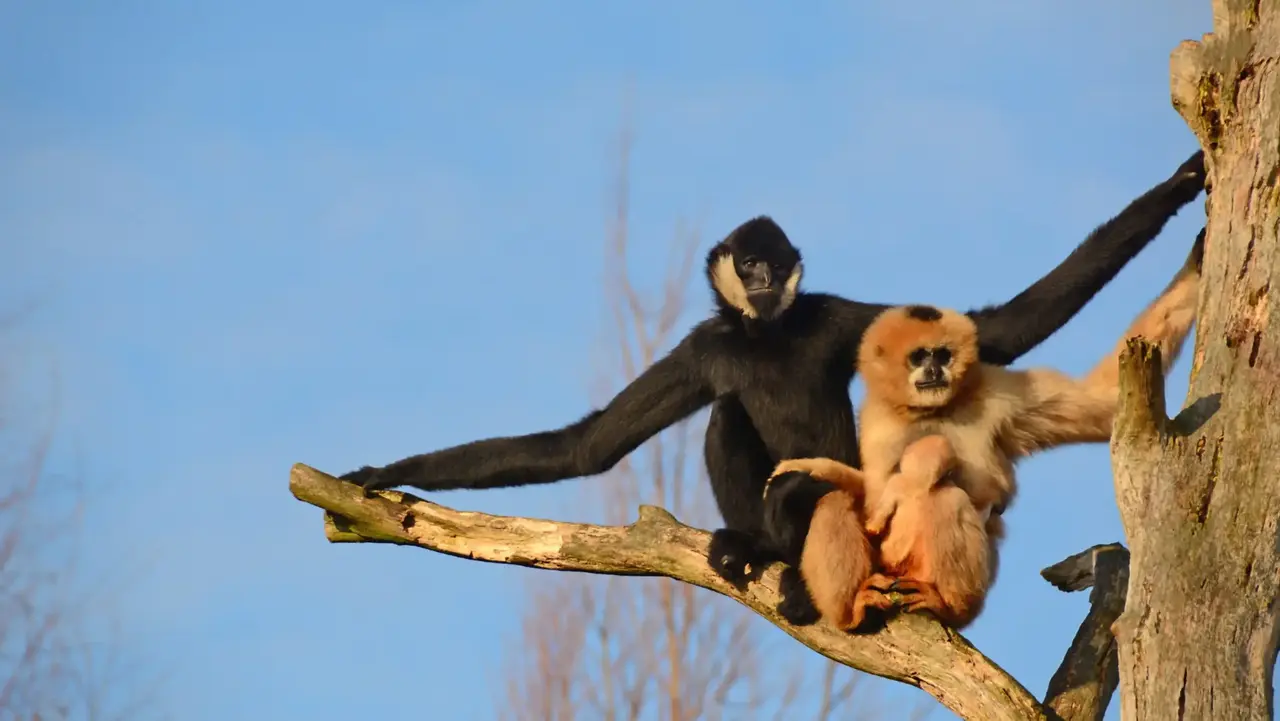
[290,464,1139,721]
[1110,3,1280,717]
[1041,544,1130,721]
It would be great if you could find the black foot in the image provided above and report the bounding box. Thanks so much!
[708,529,764,587]
[776,566,821,626]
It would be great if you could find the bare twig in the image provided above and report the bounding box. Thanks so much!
[291,464,1051,721]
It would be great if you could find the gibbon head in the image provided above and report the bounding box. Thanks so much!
[858,304,979,410]
[706,216,804,322]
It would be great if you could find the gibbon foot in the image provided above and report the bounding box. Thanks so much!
[886,578,948,617]
[776,566,822,626]
[839,574,951,630]
[846,586,897,632]
[835,573,901,631]
[861,573,901,593]
[707,529,764,586]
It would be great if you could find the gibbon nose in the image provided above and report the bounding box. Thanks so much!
[921,364,944,383]
[746,265,773,291]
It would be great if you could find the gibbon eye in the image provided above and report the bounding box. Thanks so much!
[742,257,759,269]
[934,347,953,366]
[908,348,929,367]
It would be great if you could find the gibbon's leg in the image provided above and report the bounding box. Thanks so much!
[776,566,823,626]
[762,470,845,562]
[917,486,991,629]
[799,490,875,631]
[848,573,905,631]
[763,458,867,565]
[705,400,782,585]
[764,471,842,626]
[874,486,991,629]
[758,467,849,618]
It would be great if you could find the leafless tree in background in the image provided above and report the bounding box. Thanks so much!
[0,320,161,721]
[496,127,934,721]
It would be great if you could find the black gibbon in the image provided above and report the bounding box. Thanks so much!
[771,230,1203,630]
[340,151,1205,620]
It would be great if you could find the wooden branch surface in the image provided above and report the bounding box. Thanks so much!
[289,463,1051,721]
[1110,339,1168,526]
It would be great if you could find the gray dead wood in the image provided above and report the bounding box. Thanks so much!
[1041,544,1131,721]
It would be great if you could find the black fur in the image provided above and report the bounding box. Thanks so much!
[777,566,823,626]
[341,150,1205,622]
[904,305,943,322]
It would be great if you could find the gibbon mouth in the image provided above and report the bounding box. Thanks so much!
[915,380,949,391]
[747,287,777,294]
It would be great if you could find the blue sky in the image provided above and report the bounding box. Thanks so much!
[1,1,1214,719]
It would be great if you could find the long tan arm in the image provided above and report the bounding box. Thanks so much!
[766,458,868,499]
[1082,229,1202,392]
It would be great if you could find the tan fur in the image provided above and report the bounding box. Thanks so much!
[799,435,980,630]
[863,435,957,535]
[710,254,753,317]
[780,237,1203,631]
[800,490,874,630]
[768,456,867,500]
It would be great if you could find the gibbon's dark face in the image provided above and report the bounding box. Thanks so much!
[906,343,956,404]
[707,216,804,322]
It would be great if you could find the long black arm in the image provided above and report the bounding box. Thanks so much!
[346,338,716,492]
[966,149,1205,365]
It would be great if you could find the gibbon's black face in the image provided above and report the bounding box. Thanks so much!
[898,305,961,406]
[907,345,955,392]
[707,216,804,322]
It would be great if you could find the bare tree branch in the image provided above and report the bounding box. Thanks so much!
[1040,543,1131,721]
[291,464,1052,721]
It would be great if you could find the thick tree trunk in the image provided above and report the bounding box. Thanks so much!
[1111,1,1280,719]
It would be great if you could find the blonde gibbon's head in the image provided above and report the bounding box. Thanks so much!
[858,305,979,409]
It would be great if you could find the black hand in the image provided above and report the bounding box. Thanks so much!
[1169,149,1207,203]
[339,465,389,490]
[1175,149,1205,180]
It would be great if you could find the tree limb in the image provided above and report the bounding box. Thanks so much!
[1110,339,1170,526]
[289,463,1050,721]
[1041,543,1131,721]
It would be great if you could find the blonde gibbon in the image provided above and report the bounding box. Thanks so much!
[774,230,1204,631]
